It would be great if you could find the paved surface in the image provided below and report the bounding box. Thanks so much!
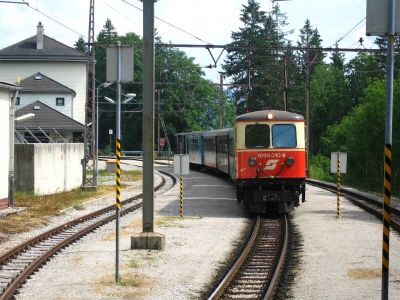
[291,184,400,299]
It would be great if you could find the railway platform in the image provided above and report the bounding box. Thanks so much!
[3,162,400,299]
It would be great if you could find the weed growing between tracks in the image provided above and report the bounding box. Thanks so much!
[0,169,142,241]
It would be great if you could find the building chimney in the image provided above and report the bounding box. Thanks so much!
[37,22,44,50]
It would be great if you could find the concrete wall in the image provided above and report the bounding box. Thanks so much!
[15,144,34,191]
[0,89,10,207]
[15,143,84,195]
[0,61,86,124]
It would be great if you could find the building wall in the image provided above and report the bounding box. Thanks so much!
[16,93,74,119]
[0,89,10,207]
[0,61,86,124]
[15,143,84,195]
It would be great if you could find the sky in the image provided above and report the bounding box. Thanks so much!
[0,0,374,83]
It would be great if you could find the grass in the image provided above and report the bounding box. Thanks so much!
[98,169,142,182]
[155,215,202,227]
[0,186,117,236]
[0,167,141,238]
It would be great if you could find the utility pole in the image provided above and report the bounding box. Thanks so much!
[305,50,311,177]
[83,0,97,189]
[381,1,395,298]
[283,55,288,111]
[157,89,161,154]
[219,73,224,129]
[131,0,165,251]
[248,57,251,111]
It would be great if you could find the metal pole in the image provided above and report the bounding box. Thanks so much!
[284,55,288,111]
[306,51,311,177]
[96,86,99,186]
[336,153,340,218]
[115,41,122,284]
[8,90,18,208]
[179,155,183,217]
[142,0,155,233]
[157,89,160,155]
[219,73,224,129]
[382,1,395,299]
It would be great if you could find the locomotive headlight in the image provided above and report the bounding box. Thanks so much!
[248,156,257,167]
[285,156,295,166]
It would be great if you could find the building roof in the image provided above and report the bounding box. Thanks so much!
[16,101,84,132]
[19,72,75,95]
[0,81,21,91]
[0,34,86,62]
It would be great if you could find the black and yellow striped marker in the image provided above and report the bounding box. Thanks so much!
[337,158,340,218]
[382,144,391,294]
[180,175,183,217]
[116,138,121,209]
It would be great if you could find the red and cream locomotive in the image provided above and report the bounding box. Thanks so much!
[175,110,306,213]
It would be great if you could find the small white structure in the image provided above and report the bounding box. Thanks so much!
[0,81,20,208]
[15,144,84,195]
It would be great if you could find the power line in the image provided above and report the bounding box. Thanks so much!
[330,18,366,48]
[120,0,211,44]
[21,0,87,38]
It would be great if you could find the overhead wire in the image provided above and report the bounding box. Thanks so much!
[120,0,211,44]
[21,0,87,38]
[330,18,366,48]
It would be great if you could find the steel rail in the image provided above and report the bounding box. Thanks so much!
[306,179,400,232]
[0,170,173,299]
[208,215,261,300]
[264,214,288,299]
[209,215,288,300]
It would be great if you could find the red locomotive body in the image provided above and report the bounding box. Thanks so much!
[175,109,307,214]
[234,110,306,213]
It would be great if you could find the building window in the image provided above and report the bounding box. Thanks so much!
[56,97,65,106]
[12,96,20,105]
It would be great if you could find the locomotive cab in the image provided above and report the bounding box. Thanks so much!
[235,110,306,214]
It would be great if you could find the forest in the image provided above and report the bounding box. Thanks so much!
[75,0,400,194]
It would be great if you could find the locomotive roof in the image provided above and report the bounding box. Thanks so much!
[235,110,304,122]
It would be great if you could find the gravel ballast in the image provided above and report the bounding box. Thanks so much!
[14,165,249,299]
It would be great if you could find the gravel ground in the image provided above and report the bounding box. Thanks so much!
[4,160,399,299]
[291,184,400,299]
[0,161,145,257]
[14,165,249,299]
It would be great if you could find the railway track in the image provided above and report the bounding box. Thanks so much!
[306,179,400,232]
[209,215,288,300]
[0,170,175,299]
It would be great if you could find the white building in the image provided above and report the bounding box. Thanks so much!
[0,81,20,209]
[0,22,87,124]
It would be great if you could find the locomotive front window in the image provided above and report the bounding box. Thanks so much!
[245,124,270,148]
[272,124,297,148]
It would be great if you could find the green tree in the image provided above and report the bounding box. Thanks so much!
[346,52,383,106]
[74,36,86,53]
[310,61,351,154]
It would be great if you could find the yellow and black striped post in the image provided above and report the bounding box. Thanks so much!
[179,175,183,217]
[337,157,340,218]
[116,138,121,210]
[382,144,392,298]
[115,138,121,284]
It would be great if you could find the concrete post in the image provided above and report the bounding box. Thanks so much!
[131,0,165,251]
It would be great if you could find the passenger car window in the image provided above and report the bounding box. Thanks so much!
[245,124,269,148]
[272,124,296,148]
